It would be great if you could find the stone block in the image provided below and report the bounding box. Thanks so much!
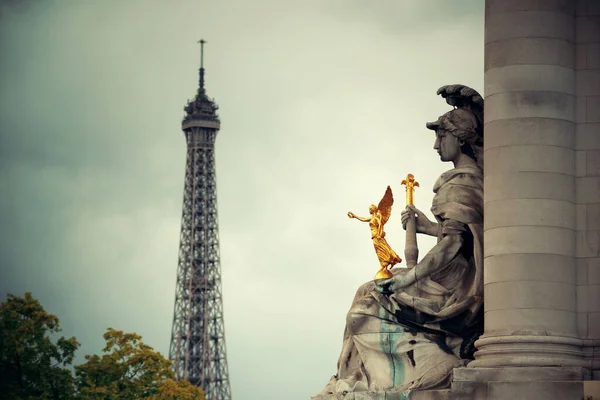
[486,280,575,312]
[587,0,600,16]
[576,123,600,149]
[453,366,588,382]
[577,285,590,312]
[576,43,588,70]
[589,312,600,336]
[487,381,583,400]
[586,43,600,69]
[588,204,600,229]
[484,254,575,284]
[589,285,600,311]
[485,198,575,230]
[576,176,600,203]
[486,0,575,16]
[485,38,574,71]
[577,95,588,123]
[576,150,587,177]
[410,389,449,400]
[577,203,587,230]
[588,150,600,176]
[485,91,575,123]
[576,71,600,96]
[578,257,588,285]
[484,118,575,150]
[486,11,575,43]
[577,0,587,17]
[577,0,600,17]
[485,65,575,96]
[576,230,600,257]
[448,382,486,400]
[484,172,575,202]
[576,15,600,43]
[485,308,577,336]
[578,311,589,337]
[484,145,574,175]
[485,226,575,257]
[589,257,600,284]
[587,95,600,123]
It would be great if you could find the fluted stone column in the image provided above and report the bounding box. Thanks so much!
[470,0,585,369]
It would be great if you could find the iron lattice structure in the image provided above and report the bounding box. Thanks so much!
[169,41,232,400]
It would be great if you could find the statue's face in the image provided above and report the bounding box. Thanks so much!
[434,130,462,163]
[369,205,377,214]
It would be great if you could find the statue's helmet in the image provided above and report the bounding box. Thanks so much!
[425,84,485,169]
[426,108,482,146]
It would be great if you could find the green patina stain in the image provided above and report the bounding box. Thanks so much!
[378,305,406,388]
[397,390,410,400]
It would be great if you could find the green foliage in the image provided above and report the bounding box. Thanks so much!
[75,328,205,400]
[0,292,80,400]
[150,379,206,400]
[1,293,205,400]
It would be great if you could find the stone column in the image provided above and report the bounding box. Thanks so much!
[574,0,600,380]
[470,0,585,369]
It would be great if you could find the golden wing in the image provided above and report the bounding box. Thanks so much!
[377,186,394,225]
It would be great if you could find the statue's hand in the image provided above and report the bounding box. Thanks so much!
[375,268,414,293]
[374,277,395,294]
[347,212,355,219]
[401,205,433,233]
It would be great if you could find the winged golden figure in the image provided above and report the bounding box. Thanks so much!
[348,186,402,279]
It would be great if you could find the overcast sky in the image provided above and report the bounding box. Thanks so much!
[0,1,484,398]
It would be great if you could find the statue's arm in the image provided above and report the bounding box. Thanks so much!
[349,213,371,222]
[423,221,439,237]
[413,233,463,279]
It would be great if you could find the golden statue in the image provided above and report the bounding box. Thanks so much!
[347,186,402,280]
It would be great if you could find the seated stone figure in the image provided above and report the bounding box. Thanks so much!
[314,85,484,397]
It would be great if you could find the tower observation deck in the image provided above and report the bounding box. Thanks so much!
[169,40,232,400]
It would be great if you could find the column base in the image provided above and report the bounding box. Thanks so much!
[469,335,586,368]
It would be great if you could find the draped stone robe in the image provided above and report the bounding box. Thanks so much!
[316,166,483,397]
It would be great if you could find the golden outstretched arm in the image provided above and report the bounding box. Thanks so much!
[347,212,371,222]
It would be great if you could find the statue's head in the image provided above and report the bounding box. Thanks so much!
[426,85,484,169]
[369,204,377,214]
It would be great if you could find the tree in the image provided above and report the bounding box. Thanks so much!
[76,328,205,400]
[0,293,204,399]
[0,292,80,400]
[150,379,207,400]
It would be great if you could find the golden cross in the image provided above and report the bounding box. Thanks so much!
[401,173,419,206]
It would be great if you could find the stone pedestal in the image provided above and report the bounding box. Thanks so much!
[449,367,588,400]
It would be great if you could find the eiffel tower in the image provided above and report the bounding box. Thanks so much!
[169,40,232,400]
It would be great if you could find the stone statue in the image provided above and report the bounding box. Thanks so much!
[314,85,484,398]
[347,186,402,280]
